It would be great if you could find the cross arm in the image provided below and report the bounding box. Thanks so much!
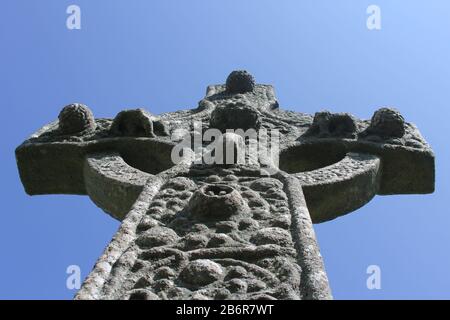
[15,105,177,220]
[276,108,435,223]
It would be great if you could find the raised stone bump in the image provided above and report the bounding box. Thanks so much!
[180,259,224,286]
[136,226,180,248]
[226,70,255,94]
[58,103,96,135]
[304,111,357,139]
[110,108,155,137]
[364,107,406,138]
[187,184,249,221]
[210,101,261,132]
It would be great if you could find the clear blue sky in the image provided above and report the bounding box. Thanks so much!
[1,1,449,299]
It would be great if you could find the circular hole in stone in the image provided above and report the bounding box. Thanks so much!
[203,184,233,197]
[279,142,346,173]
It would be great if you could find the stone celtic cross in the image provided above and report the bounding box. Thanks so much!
[16,71,434,300]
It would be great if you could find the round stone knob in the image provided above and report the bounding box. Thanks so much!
[180,259,224,286]
[369,107,405,138]
[226,70,255,94]
[58,103,95,135]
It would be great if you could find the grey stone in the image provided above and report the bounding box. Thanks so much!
[180,259,224,286]
[207,233,235,247]
[184,233,209,250]
[110,108,155,137]
[188,184,249,221]
[136,226,180,248]
[215,221,238,233]
[250,227,293,247]
[226,278,247,293]
[226,70,255,94]
[15,70,435,300]
[110,108,169,138]
[303,111,357,139]
[154,266,177,280]
[363,107,406,138]
[128,289,160,300]
[58,103,95,135]
[210,102,261,132]
[225,266,247,279]
[215,288,232,299]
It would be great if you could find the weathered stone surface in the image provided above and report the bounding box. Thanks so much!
[188,184,249,221]
[180,260,224,286]
[15,70,435,300]
[304,111,357,139]
[210,102,261,132]
[58,103,95,135]
[136,226,180,248]
[362,107,406,138]
[110,108,155,137]
[226,70,256,94]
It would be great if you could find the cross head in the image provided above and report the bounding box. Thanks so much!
[16,70,434,300]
